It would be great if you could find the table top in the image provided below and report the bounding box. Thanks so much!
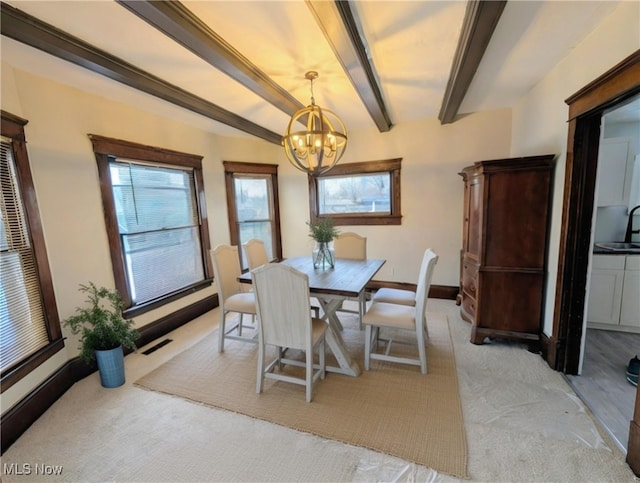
[239,256,385,298]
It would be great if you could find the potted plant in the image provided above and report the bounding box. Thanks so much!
[307,218,340,269]
[62,282,139,388]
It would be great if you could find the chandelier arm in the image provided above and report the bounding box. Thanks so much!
[281,71,347,176]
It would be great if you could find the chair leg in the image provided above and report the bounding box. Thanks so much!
[364,324,372,370]
[417,331,427,374]
[306,347,313,402]
[238,313,243,336]
[218,312,226,353]
[319,336,326,380]
[277,346,284,370]
[256,342,265,394]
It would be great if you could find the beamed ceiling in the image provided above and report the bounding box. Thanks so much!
[0,1,623,144]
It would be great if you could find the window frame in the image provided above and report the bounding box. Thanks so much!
[309,158,402,226]
[223,161,282,268]
[1,111,63,392]
[90,135,213,318]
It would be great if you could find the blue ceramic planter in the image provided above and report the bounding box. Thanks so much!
[95,345,125,388]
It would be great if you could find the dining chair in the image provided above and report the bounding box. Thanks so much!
[251,263,327,402]
[243,238,270,270]
[333,231,368,329]
[362,249,438,374]
[242,238,320,318]
[333,231,367,260]
[372,246,433,307]
[210,244,257,352]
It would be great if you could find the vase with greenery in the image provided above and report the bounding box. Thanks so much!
[307,218,340,269]
[62,282,139,387]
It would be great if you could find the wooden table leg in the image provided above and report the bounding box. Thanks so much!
[315,297,361,377]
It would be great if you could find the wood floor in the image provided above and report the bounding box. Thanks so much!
[566,328,640,452]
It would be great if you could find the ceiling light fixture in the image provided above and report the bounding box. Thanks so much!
[282,71,347,176]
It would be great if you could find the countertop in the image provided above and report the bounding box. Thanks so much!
[593,247,640,255]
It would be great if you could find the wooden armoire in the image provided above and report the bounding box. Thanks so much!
[458,154,555,346]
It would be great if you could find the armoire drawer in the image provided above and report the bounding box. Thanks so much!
[462,269,478,298]
[460,293,476,323]
[462,260,479,297]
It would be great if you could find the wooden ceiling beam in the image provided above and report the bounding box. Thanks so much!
[438,0,507,124]
[117,0,304,117]
[0,3,282,144]
[306,0,392,132]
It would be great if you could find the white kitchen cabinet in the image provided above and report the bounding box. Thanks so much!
[620,255,640,328]
[596,137,634,206]
[587,255,625,326]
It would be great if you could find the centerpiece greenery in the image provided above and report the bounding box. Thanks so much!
[307,218,340,243]
[307,218,339,269]
[62,282,139,387]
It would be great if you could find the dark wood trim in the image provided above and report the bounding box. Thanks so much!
[90,134,213,314]
[116,0,303,117]
[317,158,402,176]
[552,49,639,468]
[438,0,506,124]
[306,0,392,132]
[0,111,28,136]
[628,384,640,476]
[1,340,65,393]
[566,50,640,120]
[194,167,214,279]
[223,161,280,175]
[223,161,284,264]
[539,331,557,369]
[133,294,218,349]
[309,158,402,226]
[553,114,602,374]
[0,3,281,145]
[552,50,640,375]
[89,134,203,167]
[0,294,218,454]
[367,281,458,301]
[122,280,213,319]
[95,152,131,306]
[1,111,64,391]
[428,285,459,300]
[1,362,74,453]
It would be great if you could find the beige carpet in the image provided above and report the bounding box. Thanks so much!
[135,313,468,479]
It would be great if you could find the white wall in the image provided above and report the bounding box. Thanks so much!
[510,1,640,335]
[277,112,512,286]
[0,61,512,412]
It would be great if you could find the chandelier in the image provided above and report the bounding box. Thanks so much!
[282,71,347,176]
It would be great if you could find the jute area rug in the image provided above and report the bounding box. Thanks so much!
[135,313,468,479]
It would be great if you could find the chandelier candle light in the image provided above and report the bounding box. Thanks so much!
[282,71,348,176]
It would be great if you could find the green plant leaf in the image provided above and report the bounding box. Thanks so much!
[61,282,139,363]
[307,218,340,243]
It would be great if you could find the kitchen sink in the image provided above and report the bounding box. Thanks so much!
[595,242,640,252]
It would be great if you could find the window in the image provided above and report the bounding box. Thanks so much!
[223,162,282,270]
[90,135,212,317]
[1,111,63,391]
[309,158,402,225]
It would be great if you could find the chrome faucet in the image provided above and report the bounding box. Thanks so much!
[625,205,640,243]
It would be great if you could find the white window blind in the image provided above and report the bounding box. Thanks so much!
[0,140,49,371]
[233,175,275,270]
[110,160,205,304]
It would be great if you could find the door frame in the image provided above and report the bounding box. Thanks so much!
[546,49,639,472]
[546,50,639,373]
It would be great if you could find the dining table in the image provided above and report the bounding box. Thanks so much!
[239,256,385,377]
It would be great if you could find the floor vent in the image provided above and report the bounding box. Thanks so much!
[142,338,173,355]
